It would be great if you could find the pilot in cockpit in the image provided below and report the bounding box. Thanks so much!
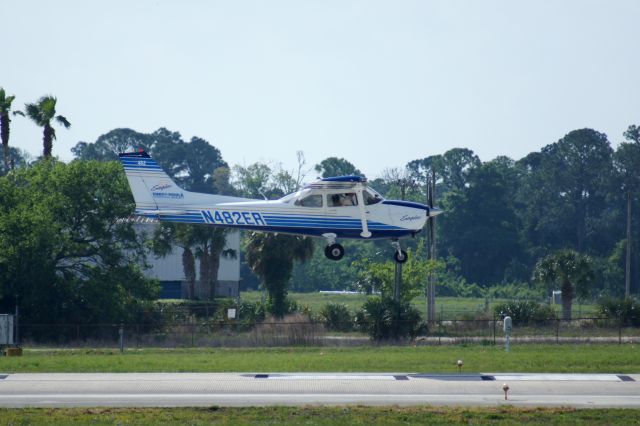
[342,193,356,206]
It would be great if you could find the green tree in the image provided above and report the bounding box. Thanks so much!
[407,148,480,196]
[211,166,236,196]
[614,126,640,193]
[353,241,443,302]
[72,128,228,194]
[233,162,278,199]
[591,240,626,298]
[623,125,640,144]
[381,167,418,201]
[439,158,525,285]
[244,232,314,317]
[71,128,150,160]
[516,129,614,255]
[76,128,234,299]
[0,147,29,176]
[0,160,158,326]
[314,157,362,178]
[290,240,383,292]
[533,249,594,320]
[355,297,423,341]
[23,96,71,158]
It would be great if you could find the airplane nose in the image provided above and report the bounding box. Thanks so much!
[428,207,443,217]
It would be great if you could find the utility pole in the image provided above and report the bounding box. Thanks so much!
[626,191,632,298]
[427,169,437,323]
[394,262,402,301]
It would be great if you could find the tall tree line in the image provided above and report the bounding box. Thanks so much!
[403,127,639,297]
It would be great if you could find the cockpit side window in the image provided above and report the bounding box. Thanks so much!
[364,189,382,205]
[294,193,323,208]
[328,193,358,207]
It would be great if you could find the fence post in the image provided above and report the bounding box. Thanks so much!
[119,324,124,353]
[191,321,195,347]
[619,317,622,345]
[555,319,559,344]
[136,324,140,348]
[493,315,496,345]
[14,303,19,346]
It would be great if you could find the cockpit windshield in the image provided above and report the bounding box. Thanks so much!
[363,188,383,205]
[279,191,299,203]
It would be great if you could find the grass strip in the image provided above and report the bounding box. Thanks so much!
[1,406,640,425]
[1,344,638,373]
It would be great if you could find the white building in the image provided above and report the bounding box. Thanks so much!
[135,223,241,299]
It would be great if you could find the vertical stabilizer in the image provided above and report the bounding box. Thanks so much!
[118,151,185,213]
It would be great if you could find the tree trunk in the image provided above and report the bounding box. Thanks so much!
[199,245,210,299]
[268,280,288,318]
[182,248,196,299]
[209,252,221,299]
[1,113,9,170]
[561,279,573,321]
[43,123,54,158]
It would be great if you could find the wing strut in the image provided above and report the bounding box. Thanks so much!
[355,186,372,238]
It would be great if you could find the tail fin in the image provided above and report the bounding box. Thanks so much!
[118,151,187,213]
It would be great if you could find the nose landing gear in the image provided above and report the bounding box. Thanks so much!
[392,240,408,264]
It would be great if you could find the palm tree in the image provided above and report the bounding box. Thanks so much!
[24,96,71,158]
[195,227,236,298]
[0,88,22,169]
[533,249,594,320]
[152,224,198,299]
[244,233,314,317]
[153,224,236,299]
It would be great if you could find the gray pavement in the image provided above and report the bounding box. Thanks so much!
[0,372,638,408]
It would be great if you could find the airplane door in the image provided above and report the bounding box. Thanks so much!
[326,192,363,230]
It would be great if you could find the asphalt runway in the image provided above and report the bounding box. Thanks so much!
[0,372,638,408]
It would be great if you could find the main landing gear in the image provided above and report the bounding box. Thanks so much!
[324,243,345,261]
[321,233,409,264]
[322,233,345,261]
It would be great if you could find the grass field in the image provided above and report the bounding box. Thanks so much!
[1,406,639,425]
[2,344,638,373]
[240,291,598,319]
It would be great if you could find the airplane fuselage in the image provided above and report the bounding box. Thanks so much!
[141,197,430,239]
[120,151,442,261]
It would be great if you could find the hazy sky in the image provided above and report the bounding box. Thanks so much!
[3,0,639,178]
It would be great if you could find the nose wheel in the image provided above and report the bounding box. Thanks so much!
[391,240,408,264]
[324,243,345,261]
[394,249,408,264]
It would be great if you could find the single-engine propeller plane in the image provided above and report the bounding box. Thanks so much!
[119,151,443,263]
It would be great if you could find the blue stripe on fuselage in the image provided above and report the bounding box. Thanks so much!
[381,200,429,211]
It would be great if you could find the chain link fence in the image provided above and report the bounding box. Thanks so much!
[15,316,640,348]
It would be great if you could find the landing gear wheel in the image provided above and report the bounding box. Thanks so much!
[324,243,345,261]
[394,249,408,264]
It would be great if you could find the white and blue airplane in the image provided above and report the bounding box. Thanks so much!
[119,151,443,263]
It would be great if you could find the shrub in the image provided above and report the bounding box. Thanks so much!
[204,299,266,331]
[320,303,353,332]
[255,313,324,346]
[598,297,639,326]
[355,297,424,341]
[493,300,556,325]
[265,296,299,318]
